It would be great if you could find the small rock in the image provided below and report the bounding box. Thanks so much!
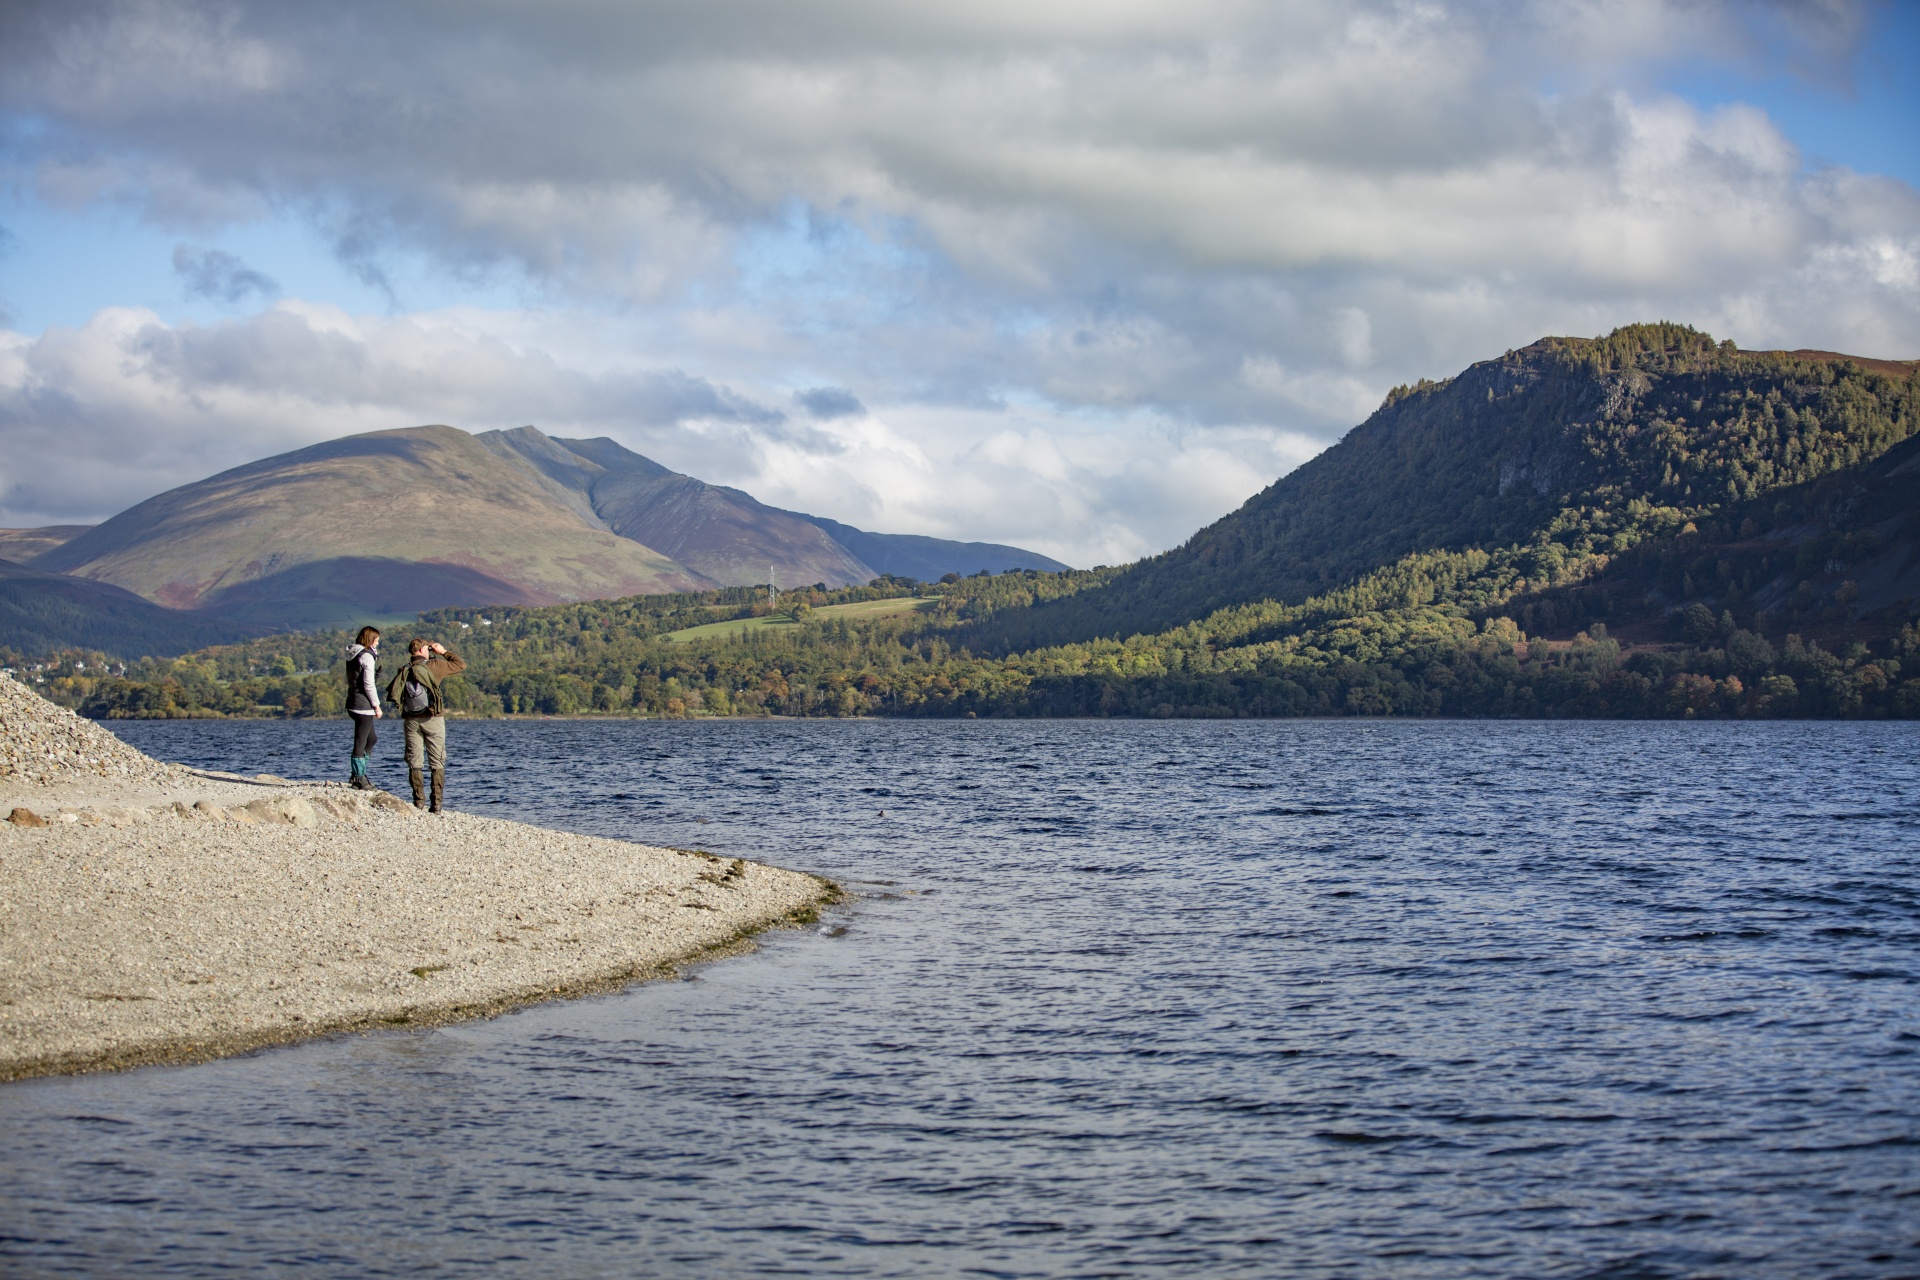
[369,792,412,814]
[193,800,230,821]
[7,806,48,827]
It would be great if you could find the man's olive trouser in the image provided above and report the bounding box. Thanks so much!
[403,715,447,771]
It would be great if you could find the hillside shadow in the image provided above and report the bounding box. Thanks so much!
[200,557,545,631]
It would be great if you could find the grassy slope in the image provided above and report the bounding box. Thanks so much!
[662,596,934,642]
[0,526,93,562]
[35,426,709,613]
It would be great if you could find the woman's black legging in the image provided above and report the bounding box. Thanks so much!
[352,714,378,758]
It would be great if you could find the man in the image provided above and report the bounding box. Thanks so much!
[385,638,466,813]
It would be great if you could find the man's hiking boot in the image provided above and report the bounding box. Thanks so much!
[410,767,427,809]
[429,768,445,814]
[350,773,374,791]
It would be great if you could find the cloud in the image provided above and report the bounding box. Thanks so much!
[0,304,1318,563]
[0,0,1913,560]
[172,244,279,303]
[795,386,865,419]
[3,4,1904,301]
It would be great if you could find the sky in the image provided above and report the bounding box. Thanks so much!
[0,0,1915,568]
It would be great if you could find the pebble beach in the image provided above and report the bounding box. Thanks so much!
[0,674,835,1082]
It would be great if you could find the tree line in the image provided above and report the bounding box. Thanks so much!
[15,559,1916,722]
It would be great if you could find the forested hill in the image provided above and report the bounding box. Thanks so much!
[979,324,1918,652]
[17,324,1920,724]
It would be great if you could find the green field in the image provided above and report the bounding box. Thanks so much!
[662,596,935,643]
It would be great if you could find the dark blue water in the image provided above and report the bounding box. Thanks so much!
[3,720,1918,1278]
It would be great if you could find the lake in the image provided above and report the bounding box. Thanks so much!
[2,718,1917,1278]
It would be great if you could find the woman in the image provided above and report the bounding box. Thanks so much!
[344,626,383,789]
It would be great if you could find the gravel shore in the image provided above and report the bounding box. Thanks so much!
[0,675,836,1082]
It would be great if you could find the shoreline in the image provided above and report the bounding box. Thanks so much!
[1,777,839,1084]
[0,911,830,1083]
[1,676,840,1084]
[3,872,834,1084]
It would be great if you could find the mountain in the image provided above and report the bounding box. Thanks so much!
[792,514,1069,580]
[980,325,1918,651]
[12,423,1069,652]
[476,429,876,588]
[0,558,257,657]
[477,428,1070,586]
[32,425,708,630]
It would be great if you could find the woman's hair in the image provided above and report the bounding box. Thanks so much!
[355,625,381,647]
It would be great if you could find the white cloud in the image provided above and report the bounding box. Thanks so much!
[4,2,1903,297]
[0,304,1311,565]
[0,0,1913,559]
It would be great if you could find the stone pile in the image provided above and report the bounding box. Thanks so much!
[0,672,185,788]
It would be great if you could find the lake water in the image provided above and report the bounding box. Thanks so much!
[3,719,1918,1278]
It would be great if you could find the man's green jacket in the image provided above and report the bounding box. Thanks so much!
[385,649,466,719]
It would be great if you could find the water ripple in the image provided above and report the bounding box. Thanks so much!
[1,718,1916,1278]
